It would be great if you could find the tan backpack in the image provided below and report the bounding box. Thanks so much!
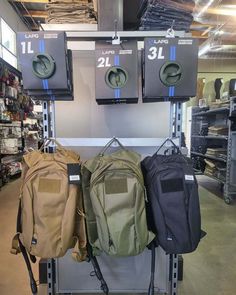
[11,142,87,293]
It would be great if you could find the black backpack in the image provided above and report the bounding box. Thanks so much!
[142,139,205,254]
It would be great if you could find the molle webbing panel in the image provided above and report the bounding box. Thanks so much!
[105,178,128,195]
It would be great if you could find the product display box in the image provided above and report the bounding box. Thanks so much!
[143,38,198,102]
[95,40,139,105]
[17,31,73,100]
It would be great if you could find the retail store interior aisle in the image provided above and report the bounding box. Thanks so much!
[0,177,236,295]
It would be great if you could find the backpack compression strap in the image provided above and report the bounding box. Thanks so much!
[148,242,156,295]
[71,236,88,262]
[10,199,38,294]
[87,243,109,295]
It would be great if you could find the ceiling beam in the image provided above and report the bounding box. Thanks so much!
[22,10,47,18]
[11,0,48,3]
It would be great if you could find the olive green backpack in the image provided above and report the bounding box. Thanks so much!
[81,138,155,257]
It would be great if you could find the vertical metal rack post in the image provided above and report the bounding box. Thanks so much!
[169,102,183,295]
[43,101,56,140]
[224,97,236,204]
[172,102,183,139]
[43,100,56,295]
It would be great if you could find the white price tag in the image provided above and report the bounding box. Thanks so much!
[69,175,80,181]
[185,175,194,181]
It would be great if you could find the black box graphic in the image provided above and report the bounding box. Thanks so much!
[95,41,139,105]
[18,31,73,100]
[143,38,198,102]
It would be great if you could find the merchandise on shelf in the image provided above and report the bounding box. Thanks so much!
[0,123,22,138]
[7,161,22,176]
[209,99,230,109]
[208,125,228,136]
[46,0,97,24]
[138,0,195,31]
[204,159,226,182]
[0,138,19,155]
[0,58,43,187]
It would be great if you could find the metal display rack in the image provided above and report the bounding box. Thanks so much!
[190,100,236,204]
[39,29,188,295]
[43,100,182,295]
[224,97,236,204]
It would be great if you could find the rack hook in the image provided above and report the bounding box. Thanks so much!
[112,19,121,45]
[166,20,176,38]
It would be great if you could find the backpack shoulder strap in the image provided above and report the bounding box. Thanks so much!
[23,150,43,168]
[72,237,88,262]
[148,242,156,295]
[83,156,101,174]
[10,198,37,294]
[71,196,88,262]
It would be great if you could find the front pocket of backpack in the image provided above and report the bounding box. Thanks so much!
[158,169,190,253]
[31,170,70,258]
[90,171,139,256]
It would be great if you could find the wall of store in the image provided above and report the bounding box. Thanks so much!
[0,0,27,32]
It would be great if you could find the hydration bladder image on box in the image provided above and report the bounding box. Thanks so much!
[17,31,73,100]
[143,38,198,102]
[95,40,139,105]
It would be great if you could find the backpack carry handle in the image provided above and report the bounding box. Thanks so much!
[155,138,181,155]
[39,137,64,152]
[39,138,72,158]
[99,137,126,156]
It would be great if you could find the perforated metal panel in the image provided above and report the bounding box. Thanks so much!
[56,248,169,293]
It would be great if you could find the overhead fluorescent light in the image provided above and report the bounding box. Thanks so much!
[196,0,215,18]
[198,38,224,57]
[216,30,224,36]
[198,44,211,57]
[216,8,236,16]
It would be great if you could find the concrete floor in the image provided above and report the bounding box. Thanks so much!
[0,177,236,295]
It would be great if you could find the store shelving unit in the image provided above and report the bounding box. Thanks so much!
[224,97,236,204]
[192,135,228,140]
[192,107,229,116]
[191,151,227,163]
[0,58,24,187]
[0,57,43,187]
[190,100,236,204]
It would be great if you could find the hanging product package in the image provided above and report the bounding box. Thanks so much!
[81,138,155,256]
[95,41,139,104]
[143,38,198,102]
[17,31,73,100]
[141,139,206,254]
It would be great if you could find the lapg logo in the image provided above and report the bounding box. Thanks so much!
[24,33,39,39]
[101,50,115,55]
[153,39,169,45]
